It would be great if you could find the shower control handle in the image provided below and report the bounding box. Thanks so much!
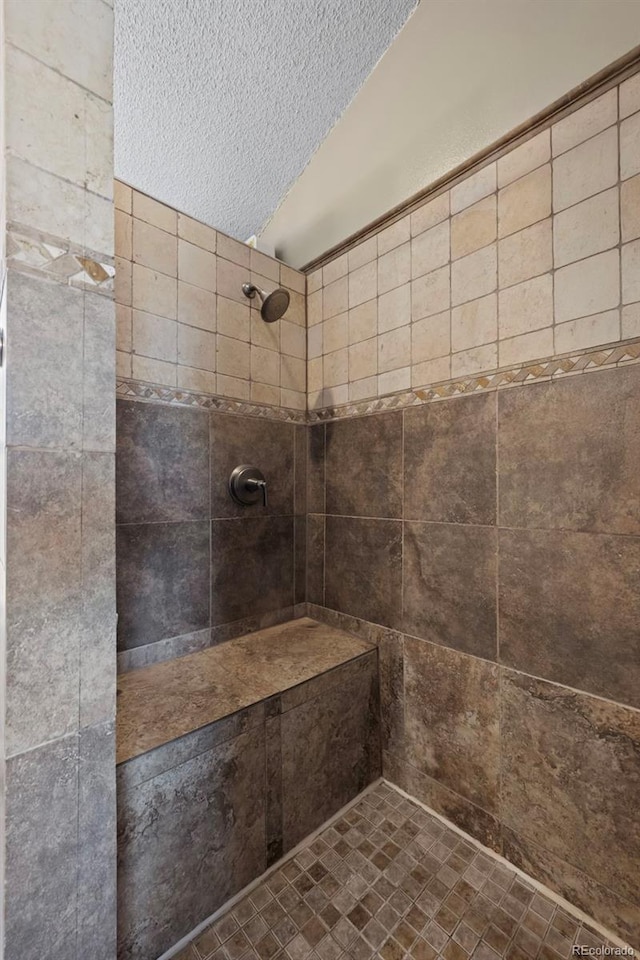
[228,464,268,508]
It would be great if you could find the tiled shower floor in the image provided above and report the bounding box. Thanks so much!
[174,781,620,960]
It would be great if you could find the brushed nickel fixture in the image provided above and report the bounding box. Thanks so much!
[241,283,290,322]
[228,464,268,507]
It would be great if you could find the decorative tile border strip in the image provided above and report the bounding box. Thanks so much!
[309,339,640,422]
[7,221,114,297]
[116,377,308,423]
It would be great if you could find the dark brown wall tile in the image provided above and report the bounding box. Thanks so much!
[294,424,307,516]
[499,528,640,707]
[403,637,500,812]
[307,424,326,514]
[325,517,402,628]
[326,412,402,518]
[280,653,380,852]
[306,515,325,606]
[294,516,306,606]
[404,394,496,524]
[116,400,209,523]
[378,631,405,756]
[498,366,640,534]
[382,752,502,853]
[210,412,294,518]
[502,826,640,951]
[116,522,210,650]
[501,670,640,908]
[403,522,497,660]
[210,517,294,625]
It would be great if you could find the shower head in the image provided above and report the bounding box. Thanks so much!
[242,283,290,322]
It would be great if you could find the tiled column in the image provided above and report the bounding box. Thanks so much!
[1,2,116,958]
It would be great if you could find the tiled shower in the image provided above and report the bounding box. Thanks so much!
[2,4,640,960]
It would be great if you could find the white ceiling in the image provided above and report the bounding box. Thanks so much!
[260,0,640,266]
[114,0,418,242]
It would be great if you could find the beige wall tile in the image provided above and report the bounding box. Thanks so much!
[250,311,280,351]
[451,244,497,306]
[552,89,617,157]
[132,192,177,234]
[217,374,250,400]
[323,313,349,353]
[451,163,496,214]
[323,276,348,319]
[621,110,640,180]
[349,376,378,402]
[451,293,497,351]
[251,381,280,406]
[115,257,132,307]
[178,239,216,292]
[132,354,176,386]
[116,304,132,353]
[218,334,251,379]
[499,327,553,366]
[177,213,217,253]
[410,191,450,236]
[411,220,450,279]
[308,357,323,393]
[131,263,177,319]
[217,233,249,267]
[116,350,132,378]
[620,74,640,120]
[322,252,348,286]
[348,235,377,271]
[177,282,217,336]
[622,302,640,337]
[499,273,552,339]
[412,355,451,387]
[378,283,411,333]
[349,299,378,343]
[114,180,132,214]
[498,218,552,289]
[553,187,619,267]
[324,348,349,387]
[307,268,322,294]
[115,210,132,260]
[284,289,306,327]
[132,310,177,362]
[281,388,306,410]
[555,248,620,321]
[348,338,377,381]
[498,164,551,238]
[497,129,550,187]
[178,365,216,394]
[251,345,280,385]
[133,219,177,277]
[378,216,410,256]
[308,323,322,360]
[553,128,618,210]
[554,309,620,353]
[322,384,349,406]
[216,256,246,303]
[349,260,377,308]
[177,324,216,372]
[216,295,249,340]
[451,342,497,377]
[280,263,306,294]
[378,326,410,373]
[378,241,411,294]
[378,366,410,395]
[307,288,323,326]
[411,264,450,321]
[622,239,640,304]
[412,310,450,362]
[450,195,496,260]
[281,355,306,392]
[251,248,280,282]
[621,174,640,242]
[280,319,305,359]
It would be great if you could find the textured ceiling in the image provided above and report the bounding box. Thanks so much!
[114,0,417,242]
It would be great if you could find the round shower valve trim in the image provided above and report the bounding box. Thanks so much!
[228,464,268,507]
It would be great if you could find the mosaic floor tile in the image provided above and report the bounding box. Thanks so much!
[179,782,623,960]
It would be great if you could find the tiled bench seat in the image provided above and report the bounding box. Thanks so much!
[116,618,381,960]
